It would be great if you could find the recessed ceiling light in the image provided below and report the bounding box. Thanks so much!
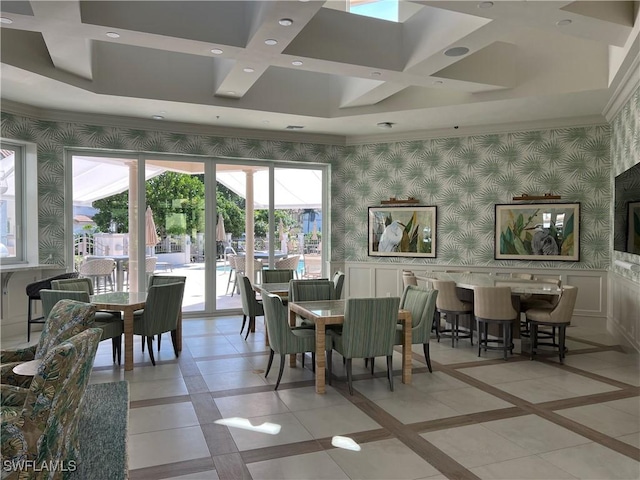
[226,91,236,96]
[556,19,572,26]
[243,67,255,73]
[0,17,13,24]
[478,1,494,8]
[291,60,304,66]
[151,115,164,120]
[262,120,270,124]
[432,80,443,85]
[377,122,394,129]
[278,18,293,26]
[211,48,223,55]
[444,46,470,57]
[371,71,382,77]
[106,32,120,38]
[264,39,278,46]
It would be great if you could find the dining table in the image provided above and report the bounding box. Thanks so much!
[90,291,149,371]
[288,299,412,394]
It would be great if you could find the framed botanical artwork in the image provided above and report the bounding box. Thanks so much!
[627,201,640,255]
[368,206,437,257]
[495,203,580,261]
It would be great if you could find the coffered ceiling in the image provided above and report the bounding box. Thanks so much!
[1,1,639,140]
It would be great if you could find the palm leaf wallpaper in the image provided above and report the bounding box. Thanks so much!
[2,82,639,274]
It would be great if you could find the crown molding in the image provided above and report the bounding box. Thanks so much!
[603,52,640,122]
[344,115,608,145]
[0,100,347,146]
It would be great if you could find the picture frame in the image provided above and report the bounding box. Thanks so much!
[627,201,640,255]
[368,206,437,258]
[495,203,580,261]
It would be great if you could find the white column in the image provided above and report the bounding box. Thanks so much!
[245,169,255,282]
[128,161,139,292]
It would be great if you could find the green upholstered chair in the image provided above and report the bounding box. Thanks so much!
[51,277,122,323]
[238,275,264,340]
[332,271,345,300]
[0,299,96,389]
[262,293,316,390]
[288,279,334,328]
[262,269,294,284]
[40,289,124,365]
[394,286,438,373]
[141,275,187,352]
[1,328,102,475]
[525,285,578,364]
[133,282,185,366]
[327,297,400,395]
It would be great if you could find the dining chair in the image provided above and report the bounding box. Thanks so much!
[525,285,578,363]
[288,278,334,328]
[327,297,400,395]
[474,286,518,360]
[302,254,322,279]
[40,289,124,364]
[402,270,418,288]
[263,269,294,284]
[79,258,117,293]
[432,280,473,347]
[262,293,316,390]
[332,271,345,299]
[275,255,300,278]
[1,299,96,389]
[133,281,186,366]
[52,276,123,325]
[25,271,79,342]
[395,286,438,373]
[238,275,264,340]
[1,328,102,466]
[226,255,238,295]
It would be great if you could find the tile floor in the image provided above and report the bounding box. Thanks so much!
[41,316,640,478]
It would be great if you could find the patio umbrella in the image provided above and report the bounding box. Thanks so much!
[278,219,287,254]
[145,206,159,248]
[311,219,318,241]
[216,214,227,242]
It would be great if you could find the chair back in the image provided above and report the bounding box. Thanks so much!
[341,297,400,359]
[2,328,102,470]
[402,270,418,288]
[548,285,578,323]
[263,269,294,284]
[289,279,334,302]
[51,277,94,295]
[145,256,158,272]
[302,254,322,278]
[262,293,302,354]
[275,255,300,272]
[473,286,517,320]
[79,258,116,277]
[41,289,91,318]
[148,274,187,287]
[228,255,238,270]
[432,280,469,312]
[333,271,345,299]
[238,275,263,316]
[26,272,79,300]
[400,286,438,337]
[136,282,185,337]
[34,299,96,360]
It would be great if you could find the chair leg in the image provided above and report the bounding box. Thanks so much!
[558,325,567,364]
[112,337,118,363]
[503,323,510,361]
[346,358,353,395]
[370,357,375,375]
[531,322,538,360]
[240,315,247,334]
[147,336,156,366]
[386,355,394,392]
[275,354,285,390]
[265,349,275,377]
[327,350,332,385]
[423,343,432,373]
[476,318,482,357]
[171,330,179,357]
[244,316,254,340]
[117,336,122,365]
[469,314,474,346]
[311,352,315,373]
[435,311,441,343]
[158,333,162,352]
[452,315,457,348]
[302,352,305,369]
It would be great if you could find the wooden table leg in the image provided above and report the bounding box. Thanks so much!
[289,308,297,367]
[401,315,412,384]
[315,320,326,394]
[123,307,134,371]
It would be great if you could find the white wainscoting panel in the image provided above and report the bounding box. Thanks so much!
[608,273,640,352]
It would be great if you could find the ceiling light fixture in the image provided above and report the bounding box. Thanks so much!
[226,91,236,96]
[151,115,164,120]
[105,32,120,38]
[278,18,293,26]
[211,48,224,55]
[0,17,13,24]
[286,125,304,130]
[243,67,255,73]
[444,47,470,57]
[478,1,494,8]
[264,39,278,46]
[432,80,443,85]
[291,60,303,66]
[556,19,572,26]
[377,122,394,129]
[371,71,382,77]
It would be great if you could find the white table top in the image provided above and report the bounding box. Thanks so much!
[417,272,562,295]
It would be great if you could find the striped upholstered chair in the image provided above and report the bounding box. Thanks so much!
[262,269,294,284]
[262,293,316,390]
[238,275,264,340]
[327,297,400,395]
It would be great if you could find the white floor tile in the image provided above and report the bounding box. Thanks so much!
[470,455,578,479]
[248,451,349,480]
[225,412,313,451]
[214,391,290,418]
[128,426,210,470]
[556,403,640,437]
[129,401,200,435]
[540,442,640,479]
[293,404,381,439]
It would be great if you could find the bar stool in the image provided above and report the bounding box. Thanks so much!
[474,286,518,360]
[432,280,473,347]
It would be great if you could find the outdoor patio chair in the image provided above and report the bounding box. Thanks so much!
[302,254,322,279]
[79,258,116,293]
[275,255,300,278]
